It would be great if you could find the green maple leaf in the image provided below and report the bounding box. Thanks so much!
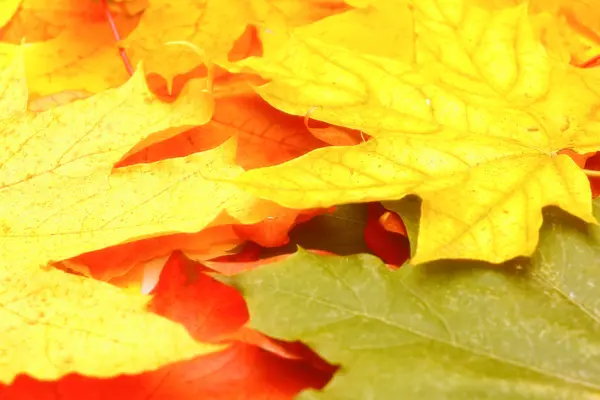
[228,199,600,399]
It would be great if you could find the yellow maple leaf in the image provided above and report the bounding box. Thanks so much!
[223,0,600,264]
[0,50,286,383]
[0,51,266,270]
[0,262,222,384]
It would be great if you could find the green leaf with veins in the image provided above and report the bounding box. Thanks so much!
[229,199,600,399]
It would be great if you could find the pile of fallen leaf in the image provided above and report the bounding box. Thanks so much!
[1,0,600,398]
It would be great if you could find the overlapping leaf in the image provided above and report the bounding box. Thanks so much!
[2,0,600,398]
[1,343,330,400]
[122,0,352,85]
[0,261,221,384]
[224,0,600,263]
[0,51,276,383]
[230,199,600,399]
[0,52,275,269]
[0,0,138,95]
[0,0,351,95]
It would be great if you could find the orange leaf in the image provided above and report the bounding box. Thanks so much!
[379,211,407,237]
[0,0,139,96]
[64,225,243,282]
[149,251,248,342]
[148,251,337,376]
[122,80,327,170]
[585,152,600,198]
[0,343,332,400]
[364,203,410,267]
[1,0,107,42]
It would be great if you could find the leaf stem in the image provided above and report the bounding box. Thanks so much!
[583,169,600,177]
[100,0,134,76]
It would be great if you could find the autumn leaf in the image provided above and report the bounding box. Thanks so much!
[54,75,327,283]
[121,0,255,84]
[0,0,139,96]
[63,226,244,283]
[0,258,222,384]
[1,0,109,42]
[228,199,600,399]
[0,52,279,270]
[224,0,600,264]
[0,0,351,96]
[149,250,337,372]
[121,78,327,170]
[0,342,332,400]
[149,251,249,341]
[122,0,350,88]
[5,0,600,398]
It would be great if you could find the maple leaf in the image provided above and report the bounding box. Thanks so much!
[0,0,351,95]
[228,199,600,399]
[0,52,274,270]
[121,0,256,84]
[149,251,249,342]
[122,0,351,86]
[63,79,328,283]
[0,0,138,96]
[0,52,286,383]
[0,250,331,399]
[121,77,327,170]
[0,257,222,384]
[224,0,600,264]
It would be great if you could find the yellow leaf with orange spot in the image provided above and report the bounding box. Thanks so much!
[226,0,600,264]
